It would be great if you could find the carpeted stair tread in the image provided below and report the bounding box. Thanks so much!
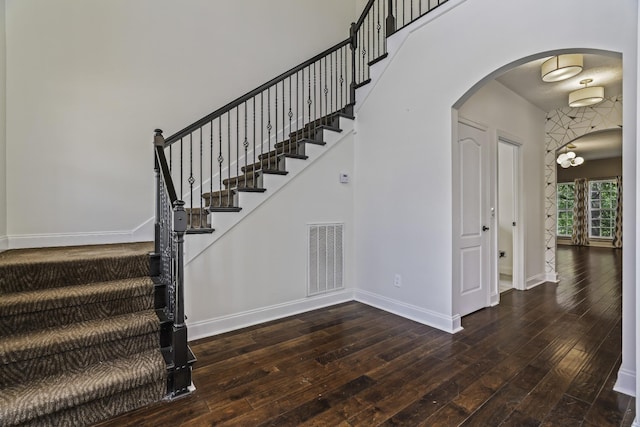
[0,242,153,294]
[0,310,159,365]
[0,348,166,426]
[0,276,153,317]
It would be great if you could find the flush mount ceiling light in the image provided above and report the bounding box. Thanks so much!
[541,54,583,82]
[557,148,585,168]
[569,79,604,107]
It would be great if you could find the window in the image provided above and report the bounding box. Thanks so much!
[556,183,575,237]
[589,179,618,239]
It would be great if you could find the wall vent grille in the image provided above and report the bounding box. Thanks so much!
[308,223,344,296]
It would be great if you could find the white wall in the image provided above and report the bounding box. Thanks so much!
[353,0,636,333]
[4,0,357,248]
[0,0,6,251]
[459,81,546,287]
[185,132,355,339]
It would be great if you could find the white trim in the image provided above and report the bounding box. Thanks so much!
[354,289,462,334]
[526,273,552,289]
[613,367,636,397]
[7,230,145,249]
[187,289,355,341]
[0,235,8,252]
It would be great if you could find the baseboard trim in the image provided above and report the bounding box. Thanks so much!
[354,289,462,333]
[187,289,355,341]
[0,235,8,252]
[613,367,636,397]
[7,230,144,249]
[526,273,551,289]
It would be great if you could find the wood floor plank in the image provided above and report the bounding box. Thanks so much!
[96,246,634,427]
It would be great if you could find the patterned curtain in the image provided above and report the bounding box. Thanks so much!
[612,176,623,248]
[572,178,589,246]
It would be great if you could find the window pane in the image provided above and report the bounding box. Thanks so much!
[591,228,601,237]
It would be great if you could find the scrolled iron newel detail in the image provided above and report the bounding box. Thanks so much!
[152,129,195,399]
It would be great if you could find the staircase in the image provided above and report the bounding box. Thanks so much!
[185,111,354,230]
[0,1,446,424]
[0,243,166,426]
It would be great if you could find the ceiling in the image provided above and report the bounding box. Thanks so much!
[495,53,623,160]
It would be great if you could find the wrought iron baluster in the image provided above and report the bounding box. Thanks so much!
[274,84,278,171]
[243,102,249,183]
[218,117,223,208]
[199,128,203,228]
[288,77,292,154]
[324,56,328,120]
[307,66,311,132]
[180,138,183,199]
[260,92,264,172]
[235,107,241,188]
[253,97,256,171]
[267,87,272,162]
[339,47,344,109]
[209,121,213,211]
[332,50,336,114]
[282,80,285,159]
[227,113,231,201]
[318,59,322,125]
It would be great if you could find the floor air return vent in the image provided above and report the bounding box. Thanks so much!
[308,223,344,296]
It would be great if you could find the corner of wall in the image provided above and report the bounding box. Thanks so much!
[0,0,7,248]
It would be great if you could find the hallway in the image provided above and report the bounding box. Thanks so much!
[98,246,633,426]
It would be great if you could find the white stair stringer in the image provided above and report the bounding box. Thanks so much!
[183,116,354,265]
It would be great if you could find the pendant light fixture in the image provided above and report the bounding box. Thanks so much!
[569,79,604,107]
[541,54,583,82]
[556,145,585,168]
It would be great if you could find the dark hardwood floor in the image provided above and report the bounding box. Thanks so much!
[97,246,634,426]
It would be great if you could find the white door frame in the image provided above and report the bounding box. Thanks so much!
[496,132,525,292]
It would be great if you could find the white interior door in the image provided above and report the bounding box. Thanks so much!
[455,121,490,316]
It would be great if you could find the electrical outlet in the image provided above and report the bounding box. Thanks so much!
[394,274,402,287]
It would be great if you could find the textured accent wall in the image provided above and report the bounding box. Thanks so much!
[544,95,622,278]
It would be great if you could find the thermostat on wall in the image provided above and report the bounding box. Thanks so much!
[339,173,350,184]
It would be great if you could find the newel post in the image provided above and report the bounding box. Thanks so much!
[386,0,396,35]
[170,199,191,396]
[349,22,358,105]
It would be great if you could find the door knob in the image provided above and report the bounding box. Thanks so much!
[482,226,490,231]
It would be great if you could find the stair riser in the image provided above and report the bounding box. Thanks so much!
[17,380,165,427]
[223,174,262,190]
[0,331,159,388]
[0,294,154,337]
[186,211,210,229]
[0,256,150,294]
[202,193,238,209]
[241,156,283,174]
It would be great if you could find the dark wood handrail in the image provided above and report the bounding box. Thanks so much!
[355,0,378,29]
[154,130,178,203]
[164,38,351,146]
